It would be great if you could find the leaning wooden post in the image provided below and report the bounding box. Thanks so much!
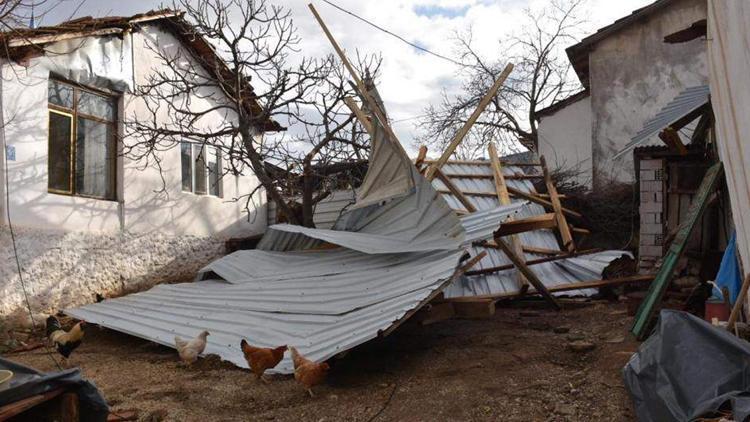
[540,155,575,252]
[488,142,528,293]
[493,237,561,310]
[728,274,750,332]
[424,63,514,181]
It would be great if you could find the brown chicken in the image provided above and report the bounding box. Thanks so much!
[240,339,287,383]
[290,347,330,397]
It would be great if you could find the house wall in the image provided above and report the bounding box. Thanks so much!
[588,0,708,189]
[537,95,593,188]
[0,25,266,326]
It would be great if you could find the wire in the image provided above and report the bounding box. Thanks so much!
[320,0,471,68]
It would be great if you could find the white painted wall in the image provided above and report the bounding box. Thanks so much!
[588,0,707,187]
[0,23,267,325]
[537,95,593,188]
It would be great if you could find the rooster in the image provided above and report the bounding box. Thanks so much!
[174,330,209,365]
[290,347,330,397]
[46,316,85,366]
[240,339,287,383]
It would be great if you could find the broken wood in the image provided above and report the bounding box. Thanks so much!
[465,249,604,276]
[540,155,575,252]
[728,274,750,332]
[458,251,488,273]
[659,127,688,155]
[493,237,561,310]
[424,63,514,181]
[0,388,66,421]
[488,142,528,292]
[447,275,655,302]
[506,186,582,219]
[493,213,557,237]
[434,168,477,213]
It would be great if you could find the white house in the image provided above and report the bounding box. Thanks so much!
[537,0,707,190]
[0,10,274,326]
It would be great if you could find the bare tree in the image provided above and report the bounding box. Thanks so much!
[124,0,376,227]
[418,0,585,158]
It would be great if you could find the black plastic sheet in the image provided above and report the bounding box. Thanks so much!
[623,310,750,421]
[0,357,108,421]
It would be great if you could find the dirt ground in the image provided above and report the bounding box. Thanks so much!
[8,301,640,421]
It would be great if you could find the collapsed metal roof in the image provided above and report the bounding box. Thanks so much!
[433,161,630,298]
[615,85,711,159]
[67,80,469,374]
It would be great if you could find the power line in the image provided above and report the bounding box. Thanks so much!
[319,0,471,68]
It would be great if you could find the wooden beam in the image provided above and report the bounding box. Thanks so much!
[0,388,66,420]
[493,237,561,310]
[424,63,514,181]
[458,251,488,273]
[344,97,374,136]
[422,159,541,167]
[453,300,496,319]
[541,155,575,252]
[489,142,528,292]
[465,249,604,276]
[413,302,456,325]
[437,189,498,198]
[506,186,582,219]
[415,145,428,172]
[439,173,542,180]
[309,4,410,162]
[494,213,557,237]
[659,127,688,155]
[435,168,477,213]
[522,246,564,256]
[446,275,655,302]
[728,274,750,332]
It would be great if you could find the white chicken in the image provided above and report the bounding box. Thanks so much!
[174,330,209,365]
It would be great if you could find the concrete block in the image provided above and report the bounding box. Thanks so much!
[640,213,654,224]
[640,234,656,246]
[640,202,663,213]
[640,245,663,257]
[640,160,663,170]
[642,223,663,235]
[640,170,655,181]
[654,213,661,224]
[654,192,663,203]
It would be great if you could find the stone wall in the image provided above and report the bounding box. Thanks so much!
[0,225,224,327]
[638,159,665,272]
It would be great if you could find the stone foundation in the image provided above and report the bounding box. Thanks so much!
[0,225,225,328]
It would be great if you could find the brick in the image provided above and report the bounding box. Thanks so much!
[640,202,663,213]
[640,181,661,192]
[640,213,655,224]
[640,170,655,181]
[640,245,663,257]
[640,234,656,246]
[654,213,661,224]
[640,160,664,170]
[642,223,663,235]
[654,192,663,203]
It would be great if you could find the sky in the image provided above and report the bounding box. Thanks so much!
[40,0,655,157]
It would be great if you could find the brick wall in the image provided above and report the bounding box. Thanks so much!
[638,159,665,272]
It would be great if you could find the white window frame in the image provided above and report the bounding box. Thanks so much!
[180,141,222,198]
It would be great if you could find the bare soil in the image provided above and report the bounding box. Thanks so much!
[8,302,639,421]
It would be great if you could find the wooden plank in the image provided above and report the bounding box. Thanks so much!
[0,388,66,420]
[453,300,496,319]
[493,237,561,310]
[437,189,498,198]
[422,159,541,167]
[506,186,582,219]
[440,173,542,180]
[458,251,488,273]
[488,142,528,292]
[446,275,655,302]
[541,155,575,252]
[424,63,514,181]
[493,213,557,237]
[415,145,428,172]
[434,168,477,213]
[413,302,456,325]
[728,274,750,332]
[465,249,604,276]
[523,246,564,256]
[632,162,724,339]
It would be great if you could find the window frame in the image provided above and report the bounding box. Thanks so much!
[47,78,118,201]
[180,141,223,198]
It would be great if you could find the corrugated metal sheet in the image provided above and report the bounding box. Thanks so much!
[267,189,356,229]
[435,161,630,298]
[614,85,710,159]
[68,248,463,374]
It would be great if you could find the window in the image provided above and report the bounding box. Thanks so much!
[180,142,222,197]
[48,79,117,200]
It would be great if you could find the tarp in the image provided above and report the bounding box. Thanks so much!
[708,1,750,283]
[623,310,750,422]
[715,230,743,304]
[0,358,108,421]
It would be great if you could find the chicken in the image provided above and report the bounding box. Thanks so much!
[240,339,287,383]
[46,316,85,366]
[174,330,209,365]
[290,347,330,397]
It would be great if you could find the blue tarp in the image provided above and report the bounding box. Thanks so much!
[715,231,743,304]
